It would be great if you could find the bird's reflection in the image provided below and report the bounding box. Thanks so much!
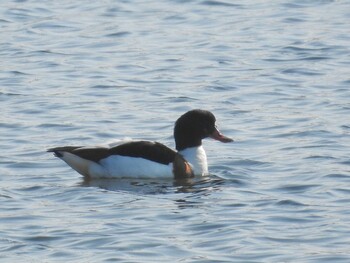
[80,175,225,195]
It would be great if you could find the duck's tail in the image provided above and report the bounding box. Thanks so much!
[47,146,82,157]
[47,146,93,178]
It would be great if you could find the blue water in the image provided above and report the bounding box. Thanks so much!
[1,0,350,262]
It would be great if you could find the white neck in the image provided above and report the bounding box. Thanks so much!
[178,146,208,176]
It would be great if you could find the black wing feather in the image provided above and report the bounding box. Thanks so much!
[109,141,176,165]
[48,141,176,165]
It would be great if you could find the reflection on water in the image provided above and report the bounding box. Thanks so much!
[81,175,226,195]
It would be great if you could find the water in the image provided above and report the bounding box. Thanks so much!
[1,0,350,262]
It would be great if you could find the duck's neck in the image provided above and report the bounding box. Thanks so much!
[175,136,202,152]
[178,146,208,176]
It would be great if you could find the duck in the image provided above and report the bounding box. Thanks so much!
[47,109,233,179]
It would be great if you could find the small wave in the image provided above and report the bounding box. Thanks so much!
[275,184,320,194]
[201,0,242,7]
[105,31,131,38]
[281,68,324,76]
[276,199,306,207]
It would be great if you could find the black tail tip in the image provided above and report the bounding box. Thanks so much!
[47,149,63,158]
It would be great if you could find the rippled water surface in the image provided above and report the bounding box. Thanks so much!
[1,0,350,262]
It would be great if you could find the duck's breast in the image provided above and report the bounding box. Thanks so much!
[179,146,208,176]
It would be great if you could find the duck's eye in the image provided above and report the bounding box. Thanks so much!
[206,124,216,134]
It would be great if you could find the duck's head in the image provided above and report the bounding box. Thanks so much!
[174,109,233,151]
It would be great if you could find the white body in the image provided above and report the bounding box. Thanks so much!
[58,145,208,179]
[100,155,173,178]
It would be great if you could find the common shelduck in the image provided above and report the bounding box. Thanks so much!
[48,109,233,179]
